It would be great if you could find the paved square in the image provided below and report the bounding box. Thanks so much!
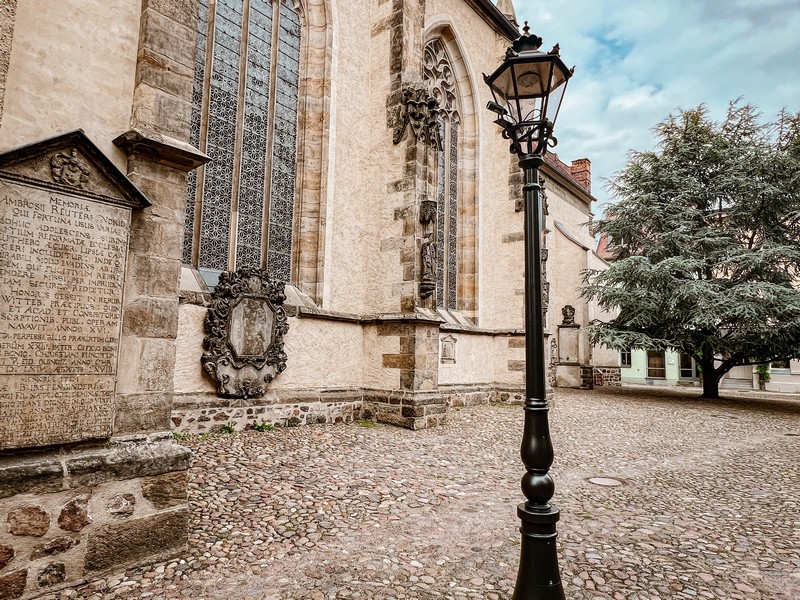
[68,387,799,599]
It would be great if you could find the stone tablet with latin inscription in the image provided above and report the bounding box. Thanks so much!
[0,131,149,450]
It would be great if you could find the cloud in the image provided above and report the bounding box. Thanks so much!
[512,0,800,213]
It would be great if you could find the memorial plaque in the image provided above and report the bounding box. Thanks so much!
[0,131,149,450]
[557,326,580,365]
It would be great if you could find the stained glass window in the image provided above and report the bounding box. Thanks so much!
[184,0,301,284]
[424,40,460,309]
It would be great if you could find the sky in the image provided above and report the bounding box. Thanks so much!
[513,0,800,216]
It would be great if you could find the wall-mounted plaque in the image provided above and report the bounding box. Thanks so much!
[0,131,150,450]
[202,268,289,398]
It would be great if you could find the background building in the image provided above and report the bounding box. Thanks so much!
[620,349,800,393]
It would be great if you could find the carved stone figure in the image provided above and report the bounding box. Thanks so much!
[548,336,558,388]
[541,176,549,216]
[419,197,437,224]
[202,268,289,398]
[542,280,550,315]
[561,304,576,325]
[50,148,90,188]
[420,233,438,299]
[392,84,442,150]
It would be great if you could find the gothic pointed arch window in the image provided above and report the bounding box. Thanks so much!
[184,0,302,286]
[424,39,460,309]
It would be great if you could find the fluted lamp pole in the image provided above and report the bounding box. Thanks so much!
[484,22,574,600]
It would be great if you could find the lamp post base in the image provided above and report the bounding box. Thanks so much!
[512,503,565,600]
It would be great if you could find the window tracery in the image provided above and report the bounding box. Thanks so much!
[184,0,301,285]
[424,40,460,310]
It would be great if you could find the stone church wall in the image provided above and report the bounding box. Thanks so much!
[0,0,610,594]
[0,0,200,596]
[0,0,139,169]
[0,0,15,122]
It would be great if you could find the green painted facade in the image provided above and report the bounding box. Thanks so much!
[620,349,699,386]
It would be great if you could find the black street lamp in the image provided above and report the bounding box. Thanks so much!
[484,22,573,600]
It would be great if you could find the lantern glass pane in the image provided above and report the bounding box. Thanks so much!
[488,65,516,102]
[513,60,552,98]
[544,78,567,123]
[517,96,543,124]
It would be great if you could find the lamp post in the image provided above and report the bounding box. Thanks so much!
[484,22,573,600]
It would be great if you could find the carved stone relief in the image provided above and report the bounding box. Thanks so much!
[50,148,91,188]
[392,84,442,150]
[542,281,551,316]
[202,268,289,398]
[440,334,457,365]
[419,196,437,224]
[561,304,576,325]
[420,233,437,299]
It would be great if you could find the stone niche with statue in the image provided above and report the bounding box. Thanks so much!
[555,304,583,388]
[0,131,191,598]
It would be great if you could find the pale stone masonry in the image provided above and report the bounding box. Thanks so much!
[0,1,15,121]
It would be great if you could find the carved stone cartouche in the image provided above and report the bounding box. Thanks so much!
[561,304,576,325]
[202,268,289,399]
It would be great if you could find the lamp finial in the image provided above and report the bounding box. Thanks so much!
[513,21,543,53]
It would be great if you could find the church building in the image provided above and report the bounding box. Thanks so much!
[0,0,617,596]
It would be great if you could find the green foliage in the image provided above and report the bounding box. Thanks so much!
[220,422,236,434]
[198,433,211,441]
[756,364,771,382]
[584,101,800,397]
[355,419,378,428]
[251,420,277,432]
[286,417,301,428]
[172,432,190,441]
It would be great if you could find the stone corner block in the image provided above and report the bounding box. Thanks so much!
[83,509,189,576]
[0,455,64,500]
[122,298,179,339]
[65,441,191,488]
[142,471,189,509]
[114,393,174,434]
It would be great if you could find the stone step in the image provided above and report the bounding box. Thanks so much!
[720,378,753,390]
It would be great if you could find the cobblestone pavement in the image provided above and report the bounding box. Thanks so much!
[58,387,799,600]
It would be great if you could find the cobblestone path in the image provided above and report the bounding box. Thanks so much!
[60,387,799,599]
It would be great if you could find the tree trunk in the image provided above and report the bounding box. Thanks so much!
[700,351,720,399]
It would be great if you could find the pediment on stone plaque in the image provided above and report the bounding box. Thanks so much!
[0,130,150,209]
[202,268,289,399]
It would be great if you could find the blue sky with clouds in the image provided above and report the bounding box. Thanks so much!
[513,0,800,215]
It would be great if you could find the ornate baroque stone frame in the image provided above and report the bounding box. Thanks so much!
[202,268,289,398]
